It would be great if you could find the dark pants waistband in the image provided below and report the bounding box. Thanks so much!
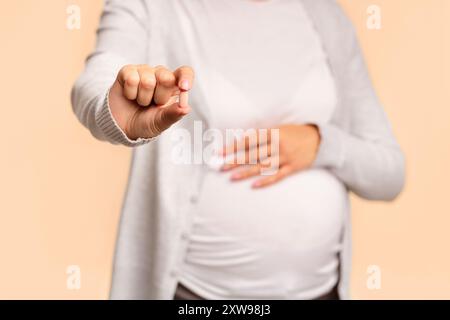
[173,282,340,300]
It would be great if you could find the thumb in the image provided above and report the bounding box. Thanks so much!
[151,102,190,135]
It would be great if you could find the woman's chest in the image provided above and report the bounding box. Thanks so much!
[153,0,337,129]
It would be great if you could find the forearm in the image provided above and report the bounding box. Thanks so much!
[314,123,405,201]
[71,0,152,146]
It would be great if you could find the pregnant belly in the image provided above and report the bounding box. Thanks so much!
[183,168,348,298]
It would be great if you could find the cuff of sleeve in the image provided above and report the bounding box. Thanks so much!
[95,88,154,147]
[312,123,346,170]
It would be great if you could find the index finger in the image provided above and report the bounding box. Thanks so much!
[174,66,195,91]
[221,129,272,156]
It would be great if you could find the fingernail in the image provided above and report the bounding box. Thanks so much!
[231,173,241,180]
[252,181,262,188]
[180,80,189,91]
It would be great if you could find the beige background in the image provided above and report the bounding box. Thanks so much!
[0,0,448,299]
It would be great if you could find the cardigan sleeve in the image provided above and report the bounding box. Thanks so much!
[312,2,405,201]
[71,0,153,147]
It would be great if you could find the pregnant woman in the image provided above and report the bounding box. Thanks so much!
[72,0,405,300]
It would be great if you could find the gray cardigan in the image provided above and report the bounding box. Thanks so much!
[71,0,405,299]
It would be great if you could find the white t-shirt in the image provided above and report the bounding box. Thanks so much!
[178,0,348,299]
